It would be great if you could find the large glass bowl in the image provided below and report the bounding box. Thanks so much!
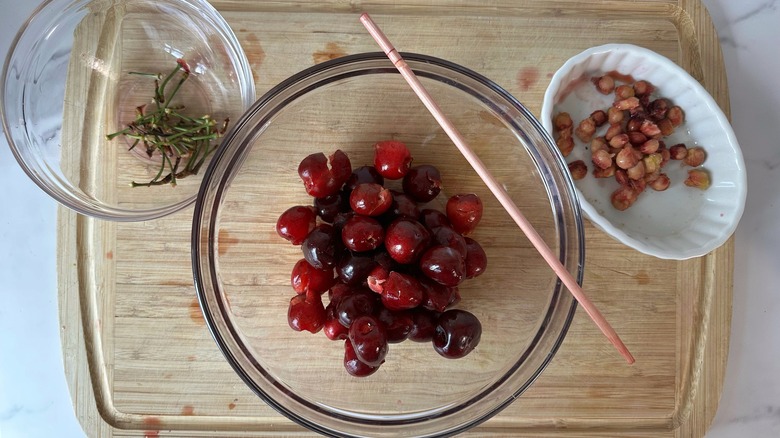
[1,0,255,221]
[191,53,584,437]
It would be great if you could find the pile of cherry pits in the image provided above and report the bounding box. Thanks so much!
[276,140,487,377]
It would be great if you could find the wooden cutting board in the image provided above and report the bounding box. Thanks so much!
[57,0,732,436]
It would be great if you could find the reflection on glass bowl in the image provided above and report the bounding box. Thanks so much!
[192,52,584,437]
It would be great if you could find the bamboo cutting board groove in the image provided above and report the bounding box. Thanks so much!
[57,0,733,436]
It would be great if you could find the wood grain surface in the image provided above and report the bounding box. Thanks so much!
[57,0,732,436]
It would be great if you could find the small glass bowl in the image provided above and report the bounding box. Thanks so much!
[1,0,255,221]
[192,53,584,437]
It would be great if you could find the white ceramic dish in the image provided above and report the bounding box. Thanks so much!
[541,44,746,260]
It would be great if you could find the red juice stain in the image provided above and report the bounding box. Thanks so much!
[516,66,540,92]
[106,251,113,260]
[218,229,240,256]
[634,270,650,285]
[181,405,195,416]
[557,75,589,101]
[228,402,236,410]
[143,416,161,438]
[243,33,266,80]
[189,298,205,326]
[606,70,635,83]
[313,42,347,64]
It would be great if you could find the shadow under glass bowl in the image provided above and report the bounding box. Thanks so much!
[1,0,255,221]
[192,52,583,437]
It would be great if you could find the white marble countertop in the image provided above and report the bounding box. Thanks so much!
[1,1,778,437]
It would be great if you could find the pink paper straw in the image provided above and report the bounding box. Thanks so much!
[359,13,634,364]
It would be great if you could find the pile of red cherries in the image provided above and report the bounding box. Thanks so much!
[276,141,486,377]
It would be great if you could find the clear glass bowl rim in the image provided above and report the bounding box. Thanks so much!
[191,51,584,437]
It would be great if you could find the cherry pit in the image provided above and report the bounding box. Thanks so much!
[276,141,486,377]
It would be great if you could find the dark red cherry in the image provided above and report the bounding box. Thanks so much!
[291,258,335,294]
[430,226,468,258]
[374,140,412,179]
[323,302,349,340]
[336,290,377,328]
[302,224,343,270]
[419,208,450,230]
[384,218,430,264]
[346,166,385,191]
[328,283,354,307]
[402,164,442,202]
[350,183,393,216]
[373,250,398,271]
[376,308,413,343]
[332,211,355,233]
[337,252,377,286]
[297,150,352,197]
[344,339,380,377]
[276,205,316,245]
[408,309,438,342]
[348,315,388,367]
[329,150,353,184]
[420,278,457,313]
[448,287,462,308]
[366,264,390,294]
[446,193,483,235]
[464,237,487,279]
[341,215,384,252]
[314,192,349,223]
[389,191,420,219]
[419,245,466,287]
[380,271,424,311]
[288,292,326,333]
[433,309,482,359]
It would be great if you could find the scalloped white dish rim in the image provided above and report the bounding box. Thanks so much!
[541,43,747,260]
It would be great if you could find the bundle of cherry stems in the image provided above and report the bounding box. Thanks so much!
[359,13,634,364]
